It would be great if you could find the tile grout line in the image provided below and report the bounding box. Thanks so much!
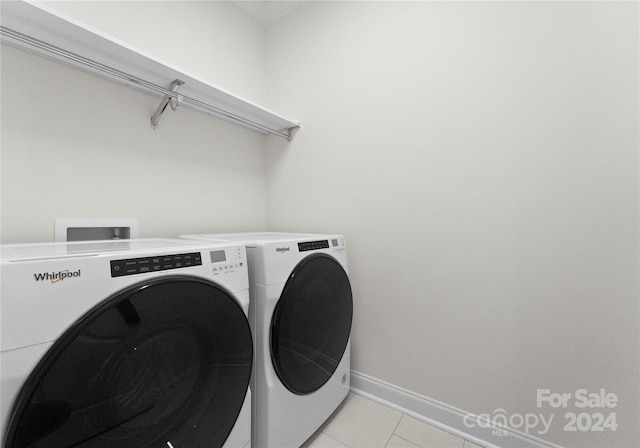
[387,433,422,448]
[322,431,352,448]
[305,393,355,447]
[383,412,407,448]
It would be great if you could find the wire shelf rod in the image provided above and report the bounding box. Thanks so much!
[0,26,295,140]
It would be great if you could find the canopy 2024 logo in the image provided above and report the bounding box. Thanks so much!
[464,388,618,436]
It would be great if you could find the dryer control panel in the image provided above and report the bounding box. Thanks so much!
[298,238,345,252]
[298,240,329,252]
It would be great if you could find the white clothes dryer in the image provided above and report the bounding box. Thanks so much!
[181,233,352,448]
[1,239,253,448]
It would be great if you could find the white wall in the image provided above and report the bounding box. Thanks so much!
[265,2,639,447]
[1,1,269,243]
[45,0,268,104]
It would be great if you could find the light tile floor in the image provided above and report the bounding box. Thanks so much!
[302,393,484,448]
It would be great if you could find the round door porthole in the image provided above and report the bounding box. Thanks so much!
[4,276,252,448]
[270,254,353,395]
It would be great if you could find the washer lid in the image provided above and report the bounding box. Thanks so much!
[270,254,353,395]
[4,275,252,448]
[0,239,208,261]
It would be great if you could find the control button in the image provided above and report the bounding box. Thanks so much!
[110,252,202,277]
[298,240,330,252]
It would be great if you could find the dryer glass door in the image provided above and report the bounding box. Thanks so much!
[271,254,353,395]
[4,276,252,448]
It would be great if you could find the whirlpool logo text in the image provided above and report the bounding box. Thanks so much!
[275,247,290,253]
[34,269,81,284]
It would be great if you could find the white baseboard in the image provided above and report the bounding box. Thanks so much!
[350,371,562,448]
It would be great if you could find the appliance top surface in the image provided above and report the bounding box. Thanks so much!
[192,232,342,244]
[1,238,237,262]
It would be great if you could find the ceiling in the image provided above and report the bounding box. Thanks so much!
[234,0,307,26]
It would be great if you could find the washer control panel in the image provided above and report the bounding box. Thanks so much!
[110,252,202,277]
[210,247,244,273]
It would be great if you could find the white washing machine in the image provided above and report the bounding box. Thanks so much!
[1,238,253,448]
[181,233,352,448]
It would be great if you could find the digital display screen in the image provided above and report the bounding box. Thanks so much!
[210,250,226,263]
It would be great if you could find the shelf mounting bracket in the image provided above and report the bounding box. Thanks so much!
[151,79,185,129]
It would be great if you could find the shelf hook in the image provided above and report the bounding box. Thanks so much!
[151,79,185,129]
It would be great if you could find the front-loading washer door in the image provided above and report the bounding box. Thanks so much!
[4,275,252,448]
[270,254,353,395]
